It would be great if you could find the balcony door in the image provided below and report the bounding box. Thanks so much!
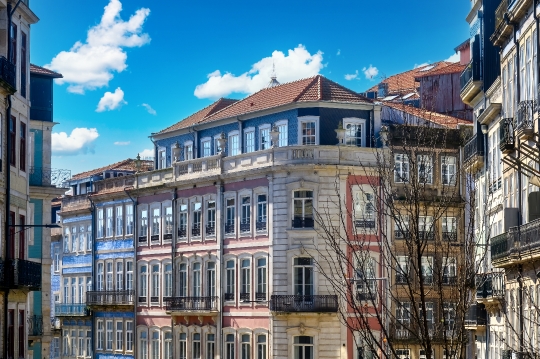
[293,258,313,297]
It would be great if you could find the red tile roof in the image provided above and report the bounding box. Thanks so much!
[71,158,153,180]
[365,61,453,95]
[383,102,472,129]
[30,64,63,78]
[414,62,466,78]
[157,75,372,135]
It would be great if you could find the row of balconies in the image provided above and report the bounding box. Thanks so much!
[491,218,540,265]
[67,292,339,314]
[0,258,42,289]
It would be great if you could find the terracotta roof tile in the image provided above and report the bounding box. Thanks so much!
[157,98,238,134]
[30,64,63,78]
[71,158,153,180]
[414,62,466,78]
[383,102,472,129]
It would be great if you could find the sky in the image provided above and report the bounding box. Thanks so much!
[30,0,471,176]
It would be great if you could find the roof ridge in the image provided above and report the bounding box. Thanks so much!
[292,76,320,103]
[320,76,373,102]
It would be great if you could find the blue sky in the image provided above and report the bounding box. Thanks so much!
[30,0,470,176]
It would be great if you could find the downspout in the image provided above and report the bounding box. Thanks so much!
[4,2,21,359]
[88,196,96,357]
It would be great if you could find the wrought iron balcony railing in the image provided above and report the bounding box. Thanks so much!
[29,166,71,187]
[292,216,314,229]
[192,224,201,237]
[256,221,267,231]
[442,231,458,242]
[465,303,487,326]
[394,230,410,239]
[499,118,515,153]
[28,315,43,336]
[463,133,484,163]
[206,225,215,236]
[0,55,16,90]
[354,219,376,229]
[240,292,250,301]
[54,303,89,316]
[225,223,235,234]
[270,295,338,313]
[224,293,234,301]
[255,292,267,301]
[86,290,134,306]
[165,296,218,312]
[460,58,481,91]
[11,259,41,289]
[442,275,457,285]
[178,226,187,238]
[491,232,509,261]
[240,222,251,233]
[516,100,536,133]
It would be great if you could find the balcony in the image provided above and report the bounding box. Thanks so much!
[225,223,235,235]
[240,222,251,233]
[394,230,410,240]
[224,293,234,301]
[491,232,509,262]
[460,59,482,104]
[442,275,457,285]
[192,225,201,237]
[0,56,16,93]
[270,295,338,313]
[418,231,435,241]
[255,292,267,301]
[28,315,43,337]
[516,100,536,139]
[354,219,376,229]
[165,296,219,314]
[178,226,187,239]
[206,225,215,236]
[292,217,314,229]
[86,290,134,307]
[463,134,484,173]
[256,221,267,232]
[240,292,250,301]
[492,0,513,46]
[0,259,5,288]
[55,303,89,316]
[499,118,515,154]
[29,166,71,187]
[465,303,487,328]
[4,259,41,289]
[442,231,458,242]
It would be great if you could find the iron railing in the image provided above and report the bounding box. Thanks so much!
[463,134,484,163]
[499,118,515,152]
[28,315,43,336]
[165,296,218,312]
[240,293,250,301]
[516,100,536,132]
[12,259,41,289]
[0,56,16,90]
[178,226,187,238]
[29,167,71,187]
[442,275,457,285]
[460,58,481,90]
[465,303,487,326]
[54,303,88,316]
[86,290,134,306]
[255,292,267,301]
[394,230,410,239]
[270,295,338,313]
[354,219,376,229]
[256,221,267,231]
[442,231,458,242]
[292,217,314,229]
[192,225,201,237]
[491,232,509,261]
[515,218,540,249]
[240,222,250,233]
[224,293,234,301]
[206,225,215,236]
[225,224,235,234]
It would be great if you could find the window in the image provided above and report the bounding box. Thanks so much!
[396,256,409,283]
[229,133,239,156]
[164,206,173,240]
[300,120,317,145]
[116,206,123,236]
[53,245,60,272]
[78,277,84,303]
[419,302,435,335]
[353,190,375,229]
[417,155,433,184]
[192,333,201,359]
[178,204,188,239]
[419,216,433,238]
[79,225,86,252]
[97,209,104,238]
[139,331,148,359]
[226,260,235,300]
[179,263,187,296]
[159,148,166,169]
[64,228,70,252]
[151,331,160,359]
[245,129,255,153]
[87,224,92,250]
[277,121,288,147]
[9,116,15,166]
[116,321,123,351]
[293,258,313,296]
[396,302,411,338]
[206,334,215,359]
[225,334,235,359]
[394,154,409,183]
[355,254,376,301]
[106,320,113,350]
[126,261,134,291]
[345,121,364,147]
[241,197,251,232]
[106,262,113,290]
[443,303,456,335]
[241,334,251,359]
[71,329,76,356]
[139,209,148,243]
[421,256,434,284]
[442,155,457,185]
[192,202,202,237]
[256,258,267,300]
[257,334,267,359]
[442,217,457,241]
[193,262,202,296]
[63,278,69,304]
[206,201,216,236]
[151,208,160,241]
[260,125,270,150]
[442,257,457,284]
[256,194,267,231]
[202,139,211,157]
[71,277,76,303]
[19,122,25,171]
[116,262,124,290]
[164,263,172,299]
[207,262,216,297]
[241,259,251,300]
[185,143,193,160]
[179,333,187,359]
[395,349,411,359]
[293,336,314,359]
[214,136,223,154]
[71,226,77,253]
[106,207,113,237]
[226,198,235,234]
[292,190,314,228]
[97,263,104,291]
[151,264,160,303]
[139,265,148,303]
[126,205,134,235]
[126,321,134,351]
[164,332,172,359]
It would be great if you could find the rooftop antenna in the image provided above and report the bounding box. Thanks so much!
[267,60,280,88]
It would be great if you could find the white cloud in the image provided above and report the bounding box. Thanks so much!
[46,0,150,94]
[114,141,130,145]
[414,62,430,69]
[96,87,126,112]
[362,65,379,80]
[336,49,341,56]
[445,52,460,63]
[52,128,99,156]
[194,44,324,99]
[139,148,154,159]
[141,103,156,115]
[344,70,359,81]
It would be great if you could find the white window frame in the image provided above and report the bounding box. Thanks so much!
[225,259,236,302]
[126,320,134,352]
[228,131,240,156]
[352,188,376,231]
[158,147,166,169]
[96,321,104,351]
[163,262,173,299]
[244,127,255,153]
[201,137,212,157]
[139,207,149,245]
[178,202,188,241]
[115,205,123,237]
[276,119,288,147]
[394,154,409,183]
[184,141,194,161]
[256,256,267,300]
[297,116,319,145]
[441,155,457,185]
[126,205,134,236]
[259,124,271,150]
[417,154,433,184]
[115,320,123,352]
[343,117,366,147]
[150,263,160,304]
[163,204,173,241]
[139,263,148,304]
